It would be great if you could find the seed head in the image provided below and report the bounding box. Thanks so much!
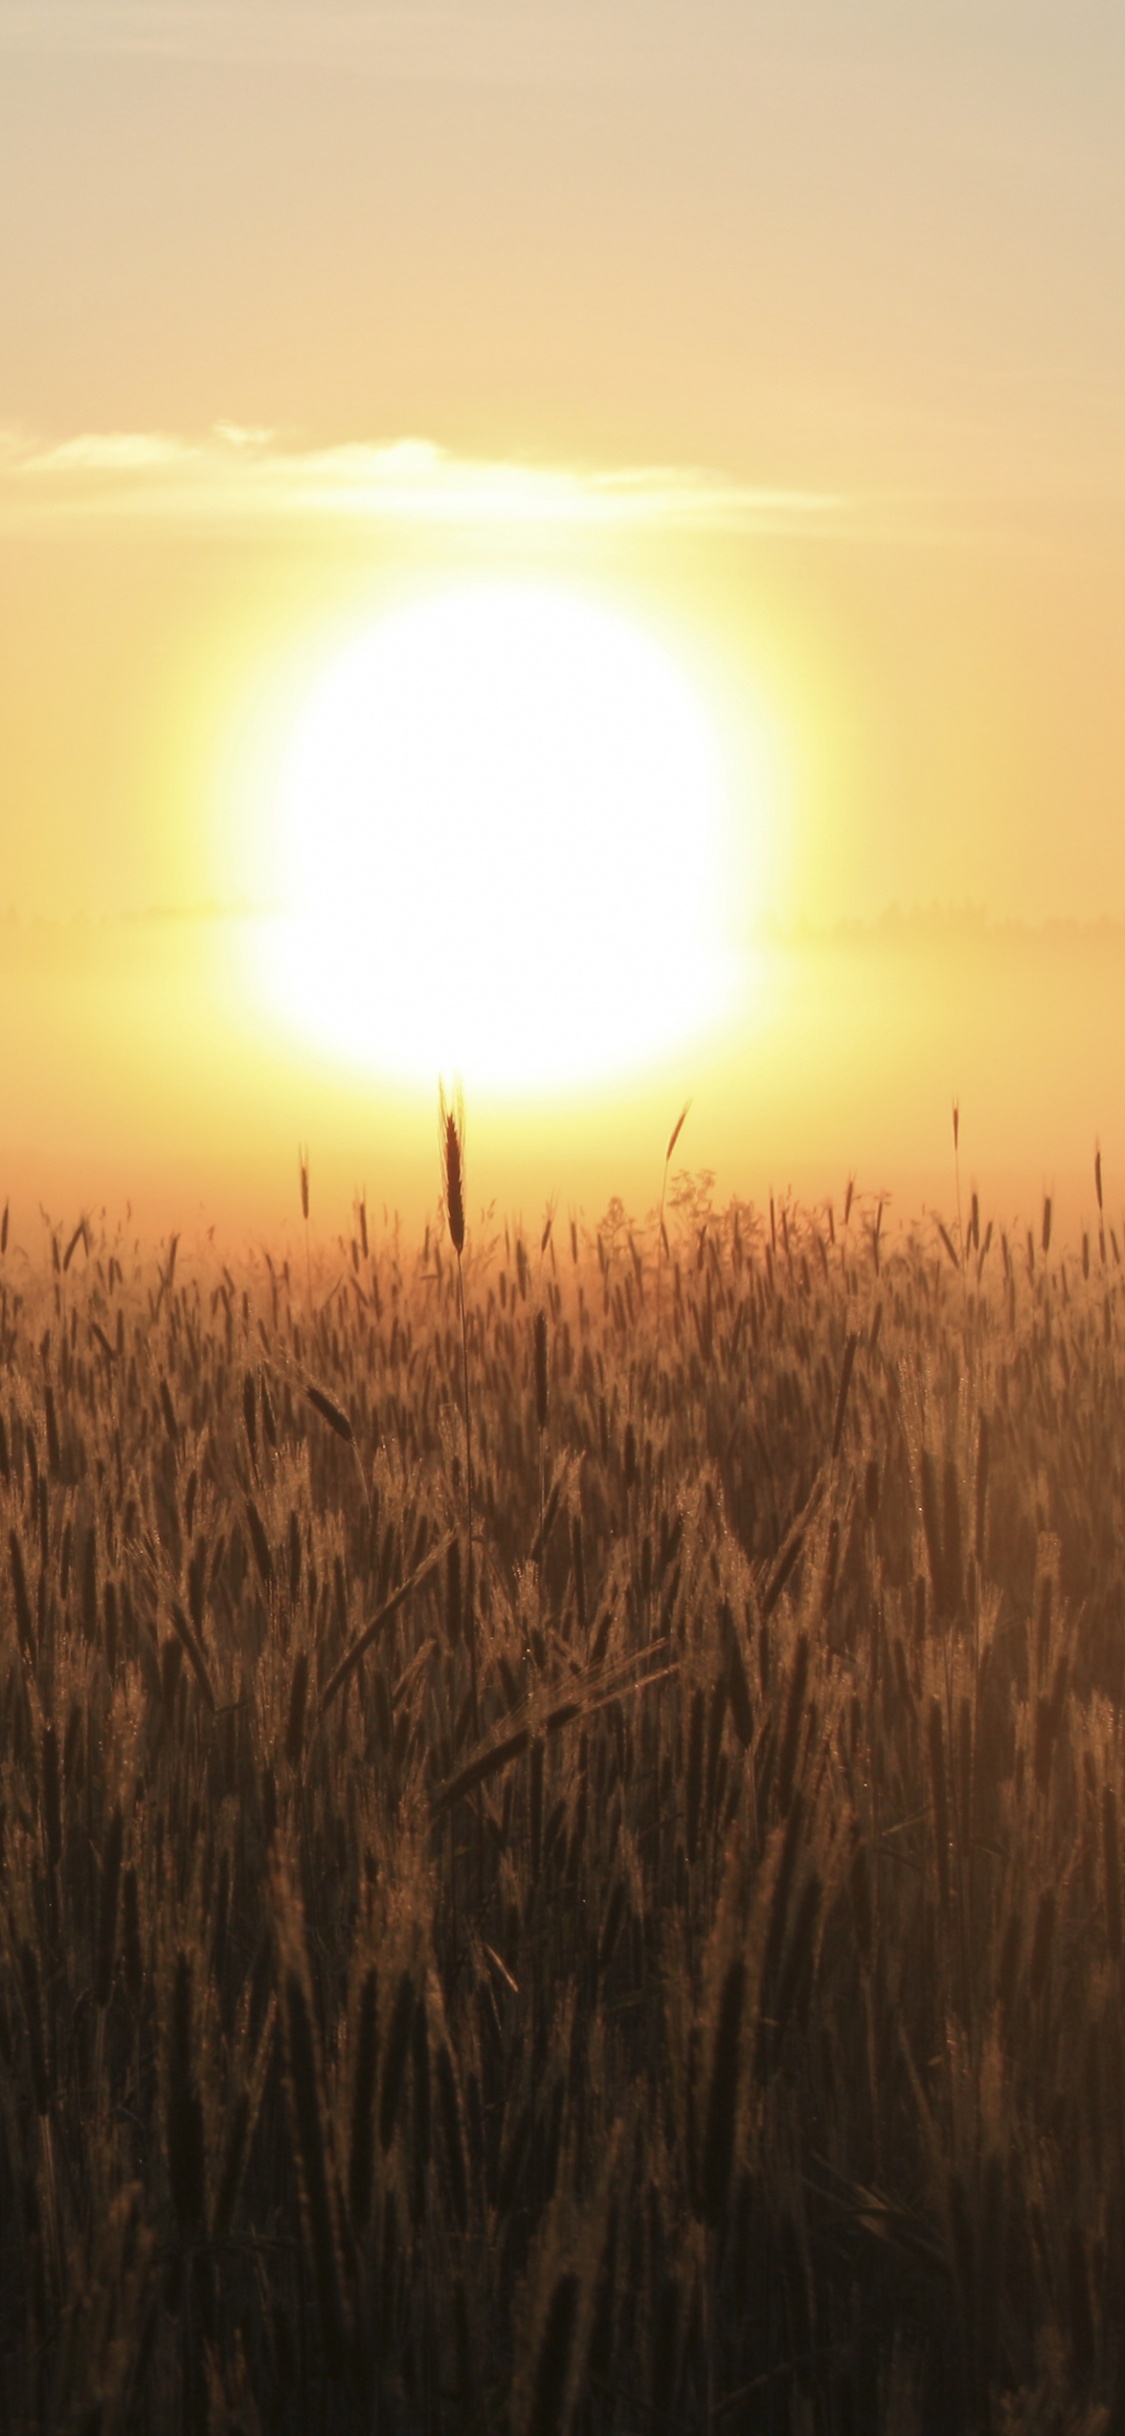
[440,1085,465,1257]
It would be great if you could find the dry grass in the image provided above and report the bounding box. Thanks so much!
[2,1170,1125,2430]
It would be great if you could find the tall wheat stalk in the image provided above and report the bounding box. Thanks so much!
[298,1142,312,1320]
[655,1100,690,1353]
[440,1084,478,1750]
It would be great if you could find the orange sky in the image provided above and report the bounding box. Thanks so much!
[1,3,1124,1245]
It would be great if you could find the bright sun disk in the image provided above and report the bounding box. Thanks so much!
[254,580,742,1092]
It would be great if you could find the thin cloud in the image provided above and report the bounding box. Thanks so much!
[23,432,201,474]
[0,426,846,537]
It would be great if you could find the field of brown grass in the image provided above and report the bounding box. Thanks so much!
[2,1165,1124,2433]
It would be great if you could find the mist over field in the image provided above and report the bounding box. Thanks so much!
[2,905,1123,1256]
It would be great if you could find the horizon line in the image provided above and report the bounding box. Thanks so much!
[3,899,1125,941]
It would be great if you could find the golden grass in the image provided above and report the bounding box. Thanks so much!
[2,1170,1125,2428]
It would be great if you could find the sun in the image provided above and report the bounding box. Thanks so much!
[253,578,742,1093]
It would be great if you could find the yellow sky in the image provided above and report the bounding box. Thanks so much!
[1,2,1124,1242]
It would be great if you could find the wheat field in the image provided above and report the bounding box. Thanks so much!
[1,1157,1124,2434]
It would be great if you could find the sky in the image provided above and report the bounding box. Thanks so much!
[1,1,1124,1246]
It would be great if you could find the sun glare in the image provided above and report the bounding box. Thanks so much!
[252,580,743,1093]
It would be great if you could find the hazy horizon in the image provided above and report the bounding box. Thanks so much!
[2,903,1121,1259]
